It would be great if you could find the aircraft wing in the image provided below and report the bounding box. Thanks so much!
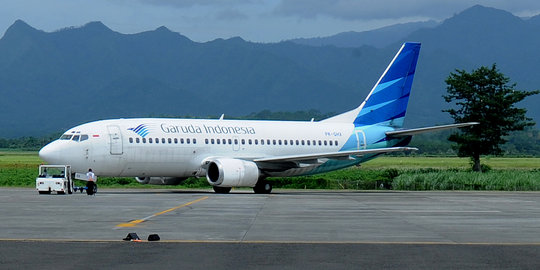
[385,122,479,137]
[253,147,417,164]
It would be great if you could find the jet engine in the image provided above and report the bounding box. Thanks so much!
[135,177,186,185]
[206,158,259,187]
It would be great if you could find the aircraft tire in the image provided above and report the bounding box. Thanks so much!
[213,186,232,194]
[253,180,272,194]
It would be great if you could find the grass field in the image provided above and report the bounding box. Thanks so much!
[1,151,539,190]
[362,156,540,170]
[0,151,41,167]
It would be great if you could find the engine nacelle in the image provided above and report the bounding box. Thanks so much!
[206,158,259,187]
[135,177,186,185]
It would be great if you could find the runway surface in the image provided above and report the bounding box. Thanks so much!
[1,188,539,269]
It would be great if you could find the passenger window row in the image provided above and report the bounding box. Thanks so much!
[204,138,339,147]
[128,137,339,147]
[128,137,197,145]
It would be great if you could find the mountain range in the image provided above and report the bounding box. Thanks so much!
[0,5,539,137]
[289,20,439,48]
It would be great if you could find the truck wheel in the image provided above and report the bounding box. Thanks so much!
[38,191,51,195]
[57,191,65,195]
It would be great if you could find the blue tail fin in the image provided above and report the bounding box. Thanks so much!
[353,42,421,128]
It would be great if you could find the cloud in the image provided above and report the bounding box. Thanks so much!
[123,0,255,22]
[274,0,540,21]
[134,0,257,8]
[215,9,249,21]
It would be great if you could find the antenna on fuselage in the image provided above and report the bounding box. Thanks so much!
[219,114,224,120]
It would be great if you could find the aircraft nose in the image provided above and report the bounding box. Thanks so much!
[39,143,61,164]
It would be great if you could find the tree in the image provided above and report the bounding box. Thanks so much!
[443,64,539,172]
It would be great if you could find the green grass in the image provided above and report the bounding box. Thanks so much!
[1,151,539,190]
[362,156,540,170]
[0,151,41,168]
[0,151,42,187]
[393,170,540,191]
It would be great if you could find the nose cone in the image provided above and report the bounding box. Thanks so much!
[39,142,62,164]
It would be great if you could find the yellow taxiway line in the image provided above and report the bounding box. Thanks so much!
[115,196,209,228]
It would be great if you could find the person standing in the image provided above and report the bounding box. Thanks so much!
[86,169,96,195]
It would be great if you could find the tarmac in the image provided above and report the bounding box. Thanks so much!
[1,188,539,269]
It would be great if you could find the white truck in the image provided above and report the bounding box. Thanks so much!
[36,165,73,194]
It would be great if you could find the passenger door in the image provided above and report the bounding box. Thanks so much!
[107,125,123,155]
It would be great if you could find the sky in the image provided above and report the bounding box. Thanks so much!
[1,0,540,42]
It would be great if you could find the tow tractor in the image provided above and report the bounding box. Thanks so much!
[36,165,73,194]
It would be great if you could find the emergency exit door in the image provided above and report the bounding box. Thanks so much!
[107,125,123,155]
[232,136,240,151]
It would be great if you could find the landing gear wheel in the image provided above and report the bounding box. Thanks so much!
[253,180,272,194]
[213,186,232,194]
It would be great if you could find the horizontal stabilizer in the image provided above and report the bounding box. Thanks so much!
[385,122,479,137]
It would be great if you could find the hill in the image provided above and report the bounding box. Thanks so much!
[289,20,438,48]
[397,5,540,126]
[0,21,388,137]
[0,5,539,137]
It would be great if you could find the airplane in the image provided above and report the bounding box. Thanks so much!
[38,42,477,194]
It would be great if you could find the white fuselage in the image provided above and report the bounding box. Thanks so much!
[39,118,379,178]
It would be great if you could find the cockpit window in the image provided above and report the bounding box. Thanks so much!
[60,134,73,140]
[80,135,89,142]
[72,135,80,141]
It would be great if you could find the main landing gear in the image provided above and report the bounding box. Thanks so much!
[211,179,273,194]
[253,179,272,194]
[212,186,232,194]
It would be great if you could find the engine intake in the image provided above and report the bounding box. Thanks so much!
[206,158,259,187]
